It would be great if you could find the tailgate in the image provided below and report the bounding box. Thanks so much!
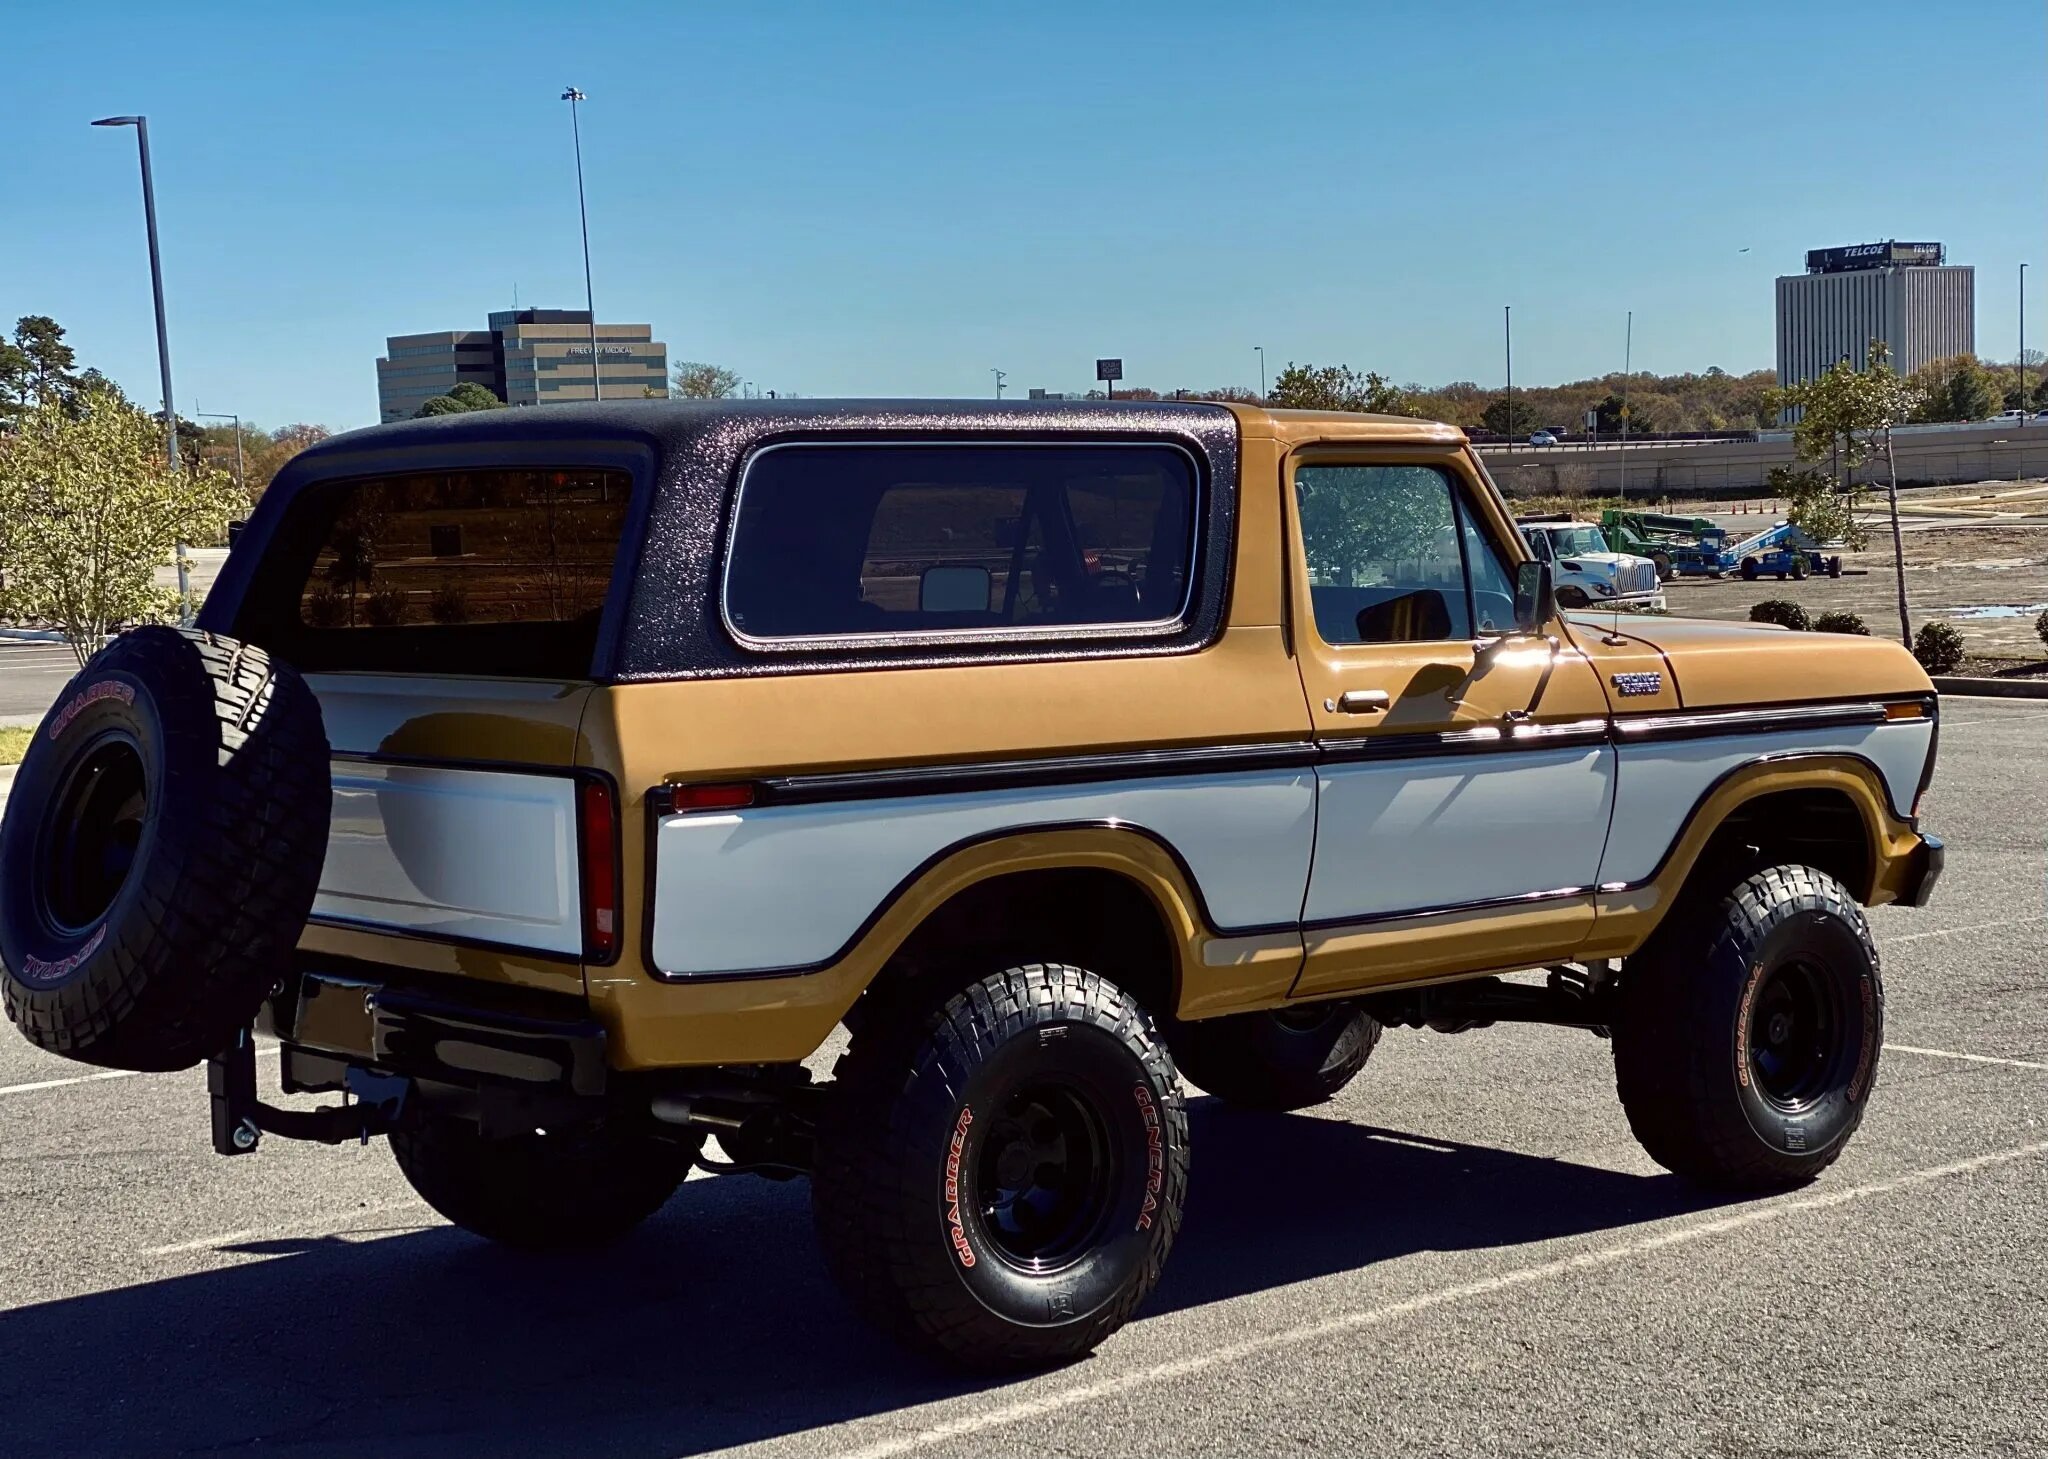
[306,674,596,959]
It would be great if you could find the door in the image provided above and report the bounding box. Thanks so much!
[1285,448,1615,996]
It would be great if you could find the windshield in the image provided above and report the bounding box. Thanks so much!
[1547,526,1610,557]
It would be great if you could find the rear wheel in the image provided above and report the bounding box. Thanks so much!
[812,963,1188,1371]
[1170,1002,1379,1111]
[391,1112,700,1250]
[1613,864,1881,1191]
[1651,551,1674,582]
[1791,556,1810,580]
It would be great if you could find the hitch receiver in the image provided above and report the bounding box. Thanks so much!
[207,1029,409,1156]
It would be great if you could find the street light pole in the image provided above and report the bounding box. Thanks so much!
[561,87,601,401]
[992,368,1006,400]
[1620,311,1633,501]
[194,410,245,498]
[2020,262,2028,418]
[94,113,189,617]
[1503,305,1513,451]
[1255,345,1266,399]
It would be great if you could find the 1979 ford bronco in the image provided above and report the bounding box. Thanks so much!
[0,399,1942,1369]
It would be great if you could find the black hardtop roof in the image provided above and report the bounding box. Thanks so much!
[296,396,1231,468]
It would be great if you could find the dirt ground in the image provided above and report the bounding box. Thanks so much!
[1653,480,2048,673]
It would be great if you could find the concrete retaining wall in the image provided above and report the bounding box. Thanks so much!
[1479,422,2048,498]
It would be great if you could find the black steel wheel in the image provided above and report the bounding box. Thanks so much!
[812,963,1188,1371]
[1614,864,1881,1190]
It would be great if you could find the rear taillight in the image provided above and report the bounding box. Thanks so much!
[577,778,619,962]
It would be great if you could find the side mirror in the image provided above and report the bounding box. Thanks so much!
[919,564,991,614]
[1513,560,1554,633]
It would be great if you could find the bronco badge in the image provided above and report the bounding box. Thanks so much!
[1611,672,1662,697]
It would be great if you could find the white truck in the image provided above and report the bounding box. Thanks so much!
[1516,515,1666,612]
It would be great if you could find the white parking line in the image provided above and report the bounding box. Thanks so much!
[1885,1043,2048,1072]
[0,1045,279,1099]
[1883,915,2046,946]
[143,1199,425,1258]
[832,1139,2048,1459]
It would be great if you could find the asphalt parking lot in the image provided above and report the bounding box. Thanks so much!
[0,698,2042,1458]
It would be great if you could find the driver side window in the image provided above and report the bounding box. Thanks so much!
[1296,463,1502,646]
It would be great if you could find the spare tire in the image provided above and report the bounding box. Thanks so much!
[0,628,330,1071]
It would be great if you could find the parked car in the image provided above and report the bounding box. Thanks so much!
[0,399,1943,1371]
[1516,514,1667,611]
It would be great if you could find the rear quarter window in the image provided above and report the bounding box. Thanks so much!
[239,467,632,677]
[722,441,1198,646]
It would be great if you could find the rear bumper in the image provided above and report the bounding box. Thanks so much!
[1895,832,1945,909]
[263,961,608,1104]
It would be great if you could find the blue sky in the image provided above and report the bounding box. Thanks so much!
[6,0,2042,430]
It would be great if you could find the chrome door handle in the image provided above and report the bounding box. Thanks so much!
[1336,690,1390,714]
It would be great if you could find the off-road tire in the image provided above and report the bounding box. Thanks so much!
[812,963,1189,1371]
[1740,557,1760,580]
[391,1113,701,1250]
[1651,552,1674,583]
[1791,556,1810,580]
[1170,1002,1380,1111]
[1556,585,1590,609]
[1614,864,1882,1191]
[0,628,330,1071]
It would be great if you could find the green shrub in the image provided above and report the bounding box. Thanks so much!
[363,587,409,628]
[1813,610,1869,635]
[2036,607,2048,652]
[1749,599,1810,631]
[1913,621,1966,674]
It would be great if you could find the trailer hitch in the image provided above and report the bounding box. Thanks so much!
[207,1029,409,1156]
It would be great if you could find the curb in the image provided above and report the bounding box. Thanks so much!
[1933,676,2048,699]
[0,628,69,643]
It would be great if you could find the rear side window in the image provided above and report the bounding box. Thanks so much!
[243,468,631,676]
[722,442,1198,644]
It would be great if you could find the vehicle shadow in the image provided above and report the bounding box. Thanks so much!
[0,1102,1731,1458]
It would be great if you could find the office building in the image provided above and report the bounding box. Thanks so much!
[376,309,668,422]
[1775,241,1973,393]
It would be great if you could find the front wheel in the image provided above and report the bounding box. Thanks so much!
[1556,585,1590,609]
[1740,557,1760,580]
[1613,864,1882,1191]
[812,963,1188,1371]
[1651,552,1674,582]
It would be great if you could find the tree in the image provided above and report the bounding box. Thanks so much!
[1,315,87,425]
[0,387,239,663]
[1267,363,1415,415]
[413,382,504,418]
[1908,354,2001,423]
[1770,464,1867,551]
[672,362,740,399]
[1480,396,1541,436]
[446,382,505,411]
[1778,342,1923,647]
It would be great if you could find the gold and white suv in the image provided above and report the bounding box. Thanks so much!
[0,399,1942,1369]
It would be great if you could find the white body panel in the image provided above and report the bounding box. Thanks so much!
[313,762,583,956]
[1305,745,1615,923]
[1599,719,1933,885]
[649,770,1316,976]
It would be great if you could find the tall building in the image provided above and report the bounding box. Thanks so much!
[1775,242,1973,394]
[376,309,668,422]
